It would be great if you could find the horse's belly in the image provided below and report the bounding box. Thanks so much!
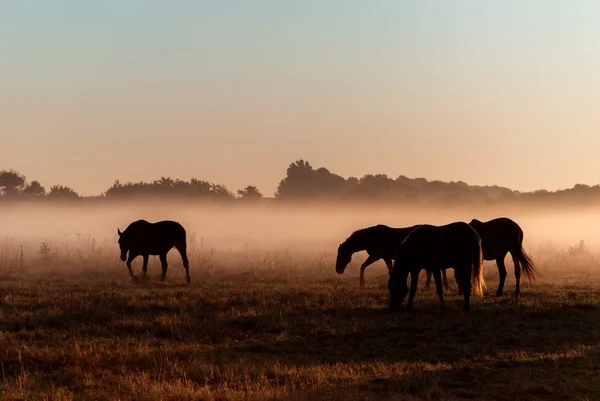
[481,242,506,260]
[133,242,174,255]
[411,251,450,270]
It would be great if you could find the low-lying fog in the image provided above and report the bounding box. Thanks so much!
[1,201,599,279]
[2,202,599,247]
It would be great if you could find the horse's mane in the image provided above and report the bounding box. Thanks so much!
[341,225,390,247]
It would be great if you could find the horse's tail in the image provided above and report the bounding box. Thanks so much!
[513,244,537,282]
[471,234,485,297]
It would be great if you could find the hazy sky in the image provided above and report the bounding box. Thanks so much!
[2,1,599,196]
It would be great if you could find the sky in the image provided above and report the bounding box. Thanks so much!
[1,1,599,196]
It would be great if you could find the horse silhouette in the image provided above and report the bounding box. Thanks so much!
[336,224,452,289]
[388,222,485,312]
[466,217,536,297]
[117,219,190,285]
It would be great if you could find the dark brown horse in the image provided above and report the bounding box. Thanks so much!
[117,220,190,284]
[335,224,451,289]
[388,222,485,312]
[468,217,536,297]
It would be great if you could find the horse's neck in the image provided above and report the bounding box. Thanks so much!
[345,235,367,253]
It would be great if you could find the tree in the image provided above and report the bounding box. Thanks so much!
[275,160,316,199]
[47,185,79,199]
[237,186,263,200]
[21,180,46,197]
[0,170,26,196]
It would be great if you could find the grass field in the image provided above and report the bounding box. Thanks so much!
[1,235,600,401]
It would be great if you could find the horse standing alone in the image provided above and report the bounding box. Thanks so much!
[388,222,485,312]
[335,224,452,289]
[117,219,190,284]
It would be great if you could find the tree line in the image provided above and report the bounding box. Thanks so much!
[0,170,79,199]
[1,160,600,206]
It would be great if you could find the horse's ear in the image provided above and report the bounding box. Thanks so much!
[117,228,122,236]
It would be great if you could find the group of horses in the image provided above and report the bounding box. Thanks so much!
[115,217,537,312]
[335,217,537,311]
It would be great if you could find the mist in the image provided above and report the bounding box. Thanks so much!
[1,201,599,283]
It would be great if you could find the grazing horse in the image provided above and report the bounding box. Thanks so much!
[117,219,190,285]
[335,224,452,289]
[466,217,537,297]
[388,222,485,312]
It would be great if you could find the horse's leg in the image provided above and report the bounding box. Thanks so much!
[126,253,137,281]
[384,258,394,276]
[441,268,454,291]
[455,269,464,295]
[460,265,472,312]
[141,254,149,282]
[511,251,521,298]
[425,270,432,288]
[496,256,507,297]
[406,270,419,310]
[359,255,379,288]
[429,269,451,291]
[175,243,191,285]
[159,253,168,282]
[432,269,446,310]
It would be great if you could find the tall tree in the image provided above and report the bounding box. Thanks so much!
[276,160,315,199]
[0,170,26,196]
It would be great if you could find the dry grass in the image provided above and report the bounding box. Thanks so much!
[1,236,600,400]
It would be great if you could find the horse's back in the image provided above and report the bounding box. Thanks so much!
[409,221,475,241]
[470,217,521,234]
[399,222,478,267]
[126,220,186,243]
[470,217,523,258]
[153,220,186,232]
[352,224,420,259]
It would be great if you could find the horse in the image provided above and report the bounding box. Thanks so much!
[466,217,537,297]
[335,224,452,289]
[117,219,190,285]
[388,222,485,312]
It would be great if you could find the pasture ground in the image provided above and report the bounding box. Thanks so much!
[1,262,600,401]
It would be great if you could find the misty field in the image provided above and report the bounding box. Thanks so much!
[1,224,600,401]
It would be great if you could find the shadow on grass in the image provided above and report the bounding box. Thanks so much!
[261,345,600,401]
[228,297,600,366]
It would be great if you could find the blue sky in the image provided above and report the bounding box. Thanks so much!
[1,1,599,195]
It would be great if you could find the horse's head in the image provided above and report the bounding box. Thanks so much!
[335,243,352,274]
[388,275,408,311]
[117,228,128,262]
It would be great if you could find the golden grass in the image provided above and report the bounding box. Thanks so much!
[1,236,600,400]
